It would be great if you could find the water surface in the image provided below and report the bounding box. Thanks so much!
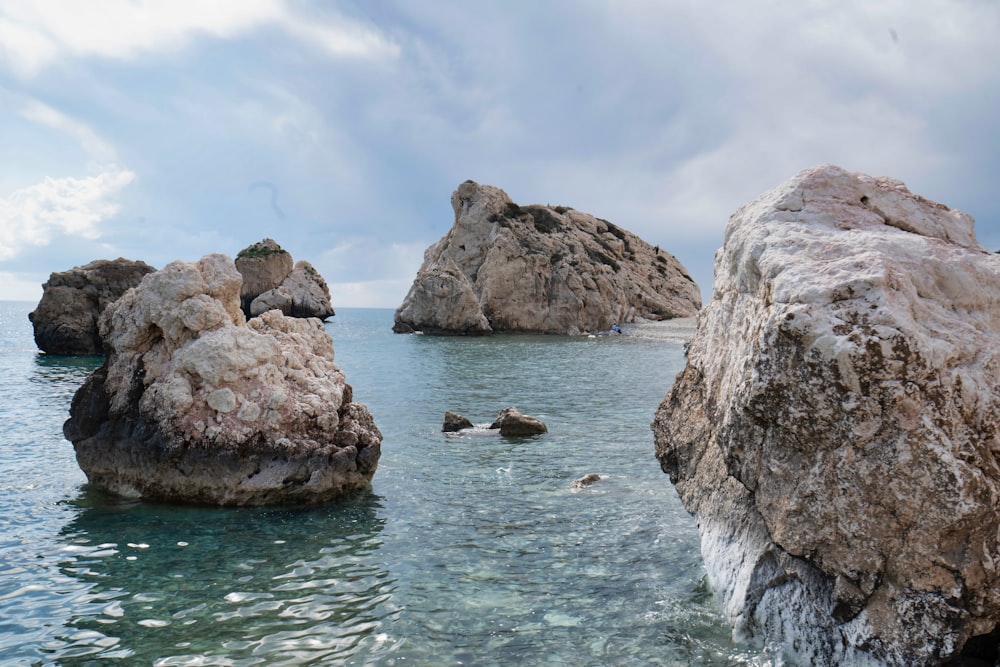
[0,303,758,665]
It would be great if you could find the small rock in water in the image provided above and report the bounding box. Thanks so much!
[571,473,604,489]
[488,407,547,436]
[442,411,474,432]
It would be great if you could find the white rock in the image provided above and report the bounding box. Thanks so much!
[653,165,1000,665]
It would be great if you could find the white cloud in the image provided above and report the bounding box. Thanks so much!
[0,167,135,260]
[18,98,119,163]
[0,0,397,78]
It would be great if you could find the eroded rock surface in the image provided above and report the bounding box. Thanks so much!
[29,258,156,354]
[236,239,334,320]
[393,181,700,335]
[63,254,380,506]
[652,165,1000,665]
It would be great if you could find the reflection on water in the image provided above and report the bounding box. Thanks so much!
[45,489,394,665]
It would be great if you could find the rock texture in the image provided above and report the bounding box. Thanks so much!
[236,239,334,320]
[63,254,380,506]
[393,181,700,335]
[652,165,1000,665]
[489,407,547,436]
[29,258,156,354]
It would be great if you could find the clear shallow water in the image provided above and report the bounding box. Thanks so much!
[0,303,760,665]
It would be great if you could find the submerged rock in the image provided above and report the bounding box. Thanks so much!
[570,473,604,489]
[29,258,156,354]
[63,253,380,506]
[236,239,334,320]
[489,407,547,436]
[393,181,700,335]
[652,165,1000,665]
[442,411,474,432]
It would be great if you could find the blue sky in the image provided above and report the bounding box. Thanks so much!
[2,1,998,307]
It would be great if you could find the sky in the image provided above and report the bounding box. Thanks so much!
[1,0,999,308]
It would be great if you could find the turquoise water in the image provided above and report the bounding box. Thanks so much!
[0,303,759,665]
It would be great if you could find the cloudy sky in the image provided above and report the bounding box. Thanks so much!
[1,0,998,307]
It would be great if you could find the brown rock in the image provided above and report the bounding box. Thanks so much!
[489,407,547,436]
[443,411,474,432]
[29,258,155,354]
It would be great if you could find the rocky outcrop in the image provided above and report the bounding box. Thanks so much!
[652,165,1000,665]
[489,407,547,436]
[393,181,700,335]
[236,239,334,320]
[29,258,156,354]
[63,253,380,506]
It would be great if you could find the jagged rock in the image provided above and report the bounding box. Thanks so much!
[28,258,156,354]
[652,165,1000,665]
[234,239,335,321]
[442,411,474,432]
[489,407,547,436]
[571,473,604,489]
[283,261,335,319]
[63,253,381,506]
[393,181,700,335]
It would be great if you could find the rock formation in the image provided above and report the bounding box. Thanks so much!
[235,239,334,320]
[652,165,1000,665]
[489,407,547,436]
[63,253,380,506]
[393,181,700,335]
[29,258,156,354]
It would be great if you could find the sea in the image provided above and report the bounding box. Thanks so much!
[0,303,763,666]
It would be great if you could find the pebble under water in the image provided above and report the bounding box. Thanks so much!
[0,303,762,665]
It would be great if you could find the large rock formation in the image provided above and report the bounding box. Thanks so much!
[393,181,700,335]
[63,253,380,506]
[652,165,1000,664]
[29,258,156,354]
[235,239,334,320]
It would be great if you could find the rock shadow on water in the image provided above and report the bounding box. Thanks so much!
[43,487,398,665]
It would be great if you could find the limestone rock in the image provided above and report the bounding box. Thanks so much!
[63,253,381,506]
[651,165,1000,665]
[250,286,293,317]
[29,258,156,354]
[234,239,335,321]
[235,238,293,316]
[393,181,700,335]
[283,261,335,320]
[443,411,474,432]
[489,407,547,436]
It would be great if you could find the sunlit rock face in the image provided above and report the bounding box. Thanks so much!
[236,239,334,321]
[652,165,1000,665]
[393,181,701,335]
[29,258,156,355]
[64,254,380,506]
